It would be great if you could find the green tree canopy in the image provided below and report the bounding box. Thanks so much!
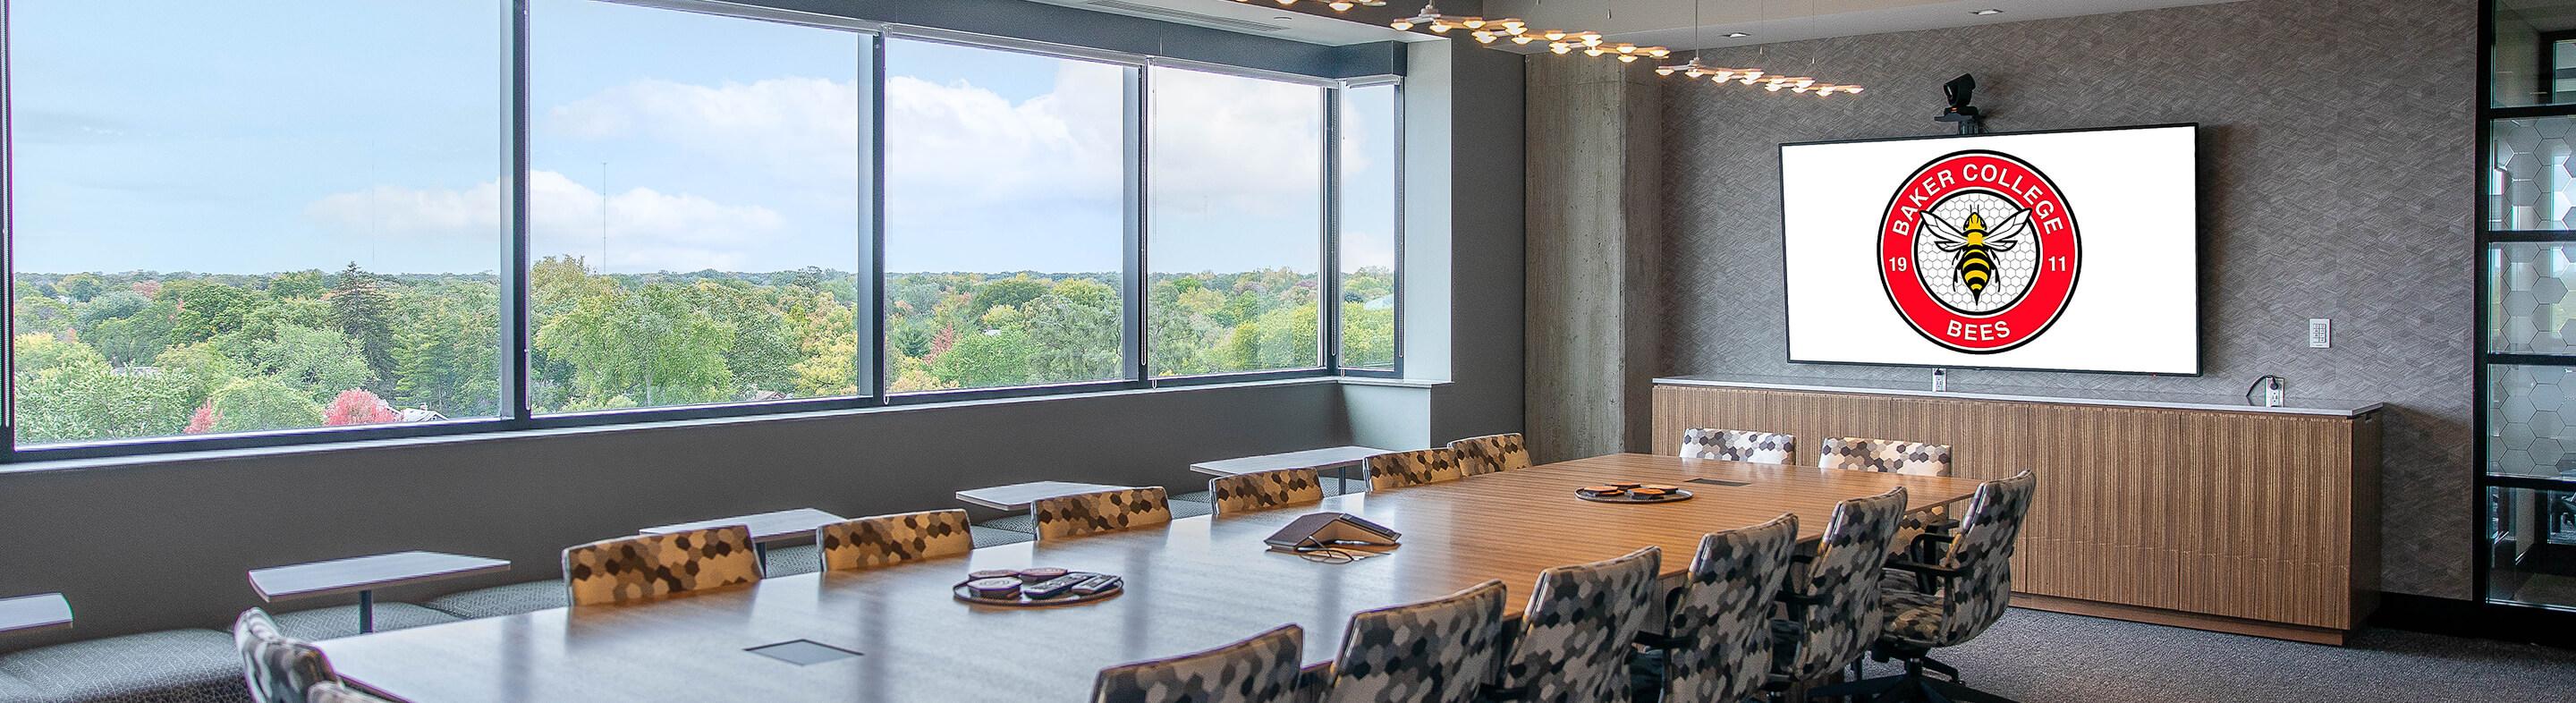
[534,283,736,407]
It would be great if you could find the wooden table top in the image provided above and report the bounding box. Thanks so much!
[643,508,848,544]
[323,454,1981,703]
[0,593,72,636]
[250,551,513,601]
[953,481,1134,511]
[1189,445,1397,477]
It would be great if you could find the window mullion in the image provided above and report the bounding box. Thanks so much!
[1322,85,1343,375]
[504,0,534,424]
[864,33,889,403]
[1126,64,1149,384]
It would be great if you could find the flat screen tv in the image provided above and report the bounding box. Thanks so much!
[1778,123,2199,375]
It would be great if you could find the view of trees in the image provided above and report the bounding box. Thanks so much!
[11,260,1394,445]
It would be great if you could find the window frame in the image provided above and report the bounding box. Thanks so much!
[0,0,1402,462]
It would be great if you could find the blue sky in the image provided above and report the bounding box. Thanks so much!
[8,0,1393,276]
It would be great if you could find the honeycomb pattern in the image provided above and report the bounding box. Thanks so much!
[2487,364,2576,479]
[2487,243,2576,354]
[2490,117,2576,231]
[1913,191,2040,315]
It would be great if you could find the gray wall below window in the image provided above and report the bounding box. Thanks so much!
[1654,0,2477,598]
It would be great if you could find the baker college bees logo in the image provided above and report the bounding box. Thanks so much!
[1877,149,2080,353]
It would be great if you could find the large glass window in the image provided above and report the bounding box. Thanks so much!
[1338,82,1399,370]
[9,0,505,445]
[1146,65,1327,377]
[883,39,1129,393]
[526,0,864,413]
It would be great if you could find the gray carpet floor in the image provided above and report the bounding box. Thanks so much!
[1846,608,2576,703]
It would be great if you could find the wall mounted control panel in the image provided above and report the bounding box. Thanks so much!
[2309,318,2330,349]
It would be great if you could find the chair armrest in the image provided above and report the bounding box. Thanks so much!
[1886,559,1963,582]
[1634,631,1683,649]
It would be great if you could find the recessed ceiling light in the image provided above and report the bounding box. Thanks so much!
[1970,8,2004,15]
[1723,31,1751,38]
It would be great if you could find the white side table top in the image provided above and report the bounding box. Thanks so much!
[1191,446,1396,477]
[641,508,847,544]
[0,593,72,635]
[953,481,1133,511]
[249,551,512,601]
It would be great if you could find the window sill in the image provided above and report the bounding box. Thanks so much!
[0,375,1418,476]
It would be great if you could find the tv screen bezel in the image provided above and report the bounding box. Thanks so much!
[1775,123,2203,377]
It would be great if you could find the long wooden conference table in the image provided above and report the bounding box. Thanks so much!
[321,453,1985,702]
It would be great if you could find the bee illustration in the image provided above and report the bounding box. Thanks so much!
[1918,208,2034,302]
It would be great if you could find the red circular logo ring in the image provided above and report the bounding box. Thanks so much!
[1877,149,2080,354]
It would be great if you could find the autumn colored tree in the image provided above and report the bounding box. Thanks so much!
[324,388,399,426]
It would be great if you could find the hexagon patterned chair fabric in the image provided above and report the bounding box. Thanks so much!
[818,509,975,572]
[1318,580,1508,703]
[1678,428,1800,465]
[1209,467,1326,515]
[233,607,335,703]
[1818,437,1954,477]
[1767,487,1909,695]
[561,525,762,606]
[1491,546,1662,703]
[308,681,399,703]
[1640,513,1801,703]
[1032,487,1174,541]
[1447,433,1531,476]
[1368,447,1465,491]
[1089,623,1305,703]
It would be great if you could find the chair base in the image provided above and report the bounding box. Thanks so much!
[1804,657,2015,703]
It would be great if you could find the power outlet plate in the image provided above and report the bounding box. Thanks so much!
[2309,318,2330,349]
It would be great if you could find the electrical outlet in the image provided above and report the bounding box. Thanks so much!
[2309,318,2330,349]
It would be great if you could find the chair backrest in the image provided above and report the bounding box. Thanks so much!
[1447,433,1530,476]
[1818,437,1953,477]
[1499,546,1662,703]
[1091,623,1305,703]
[1368,447,1464,491]
[1775,487,1908,682]
[818,509,973,572]
[306,682,396,703]
[562,525,762,606]
[233,608,334,703]
[1210,468,1326,515]
[1678,428,1797,465]
[1033,487,1174,541]
[1663,514,1800,703]
[1325,580,1507,703]
[1911,471,2038,647]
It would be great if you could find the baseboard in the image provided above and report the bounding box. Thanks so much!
[2009,593,2351,646]
[2369,593,2576,649]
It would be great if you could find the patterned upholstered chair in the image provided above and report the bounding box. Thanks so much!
[1488,546,1662,702]
[1090,623,1305,703]
[1636,514,1801,703]
[1766,487,1908,699]
[1678,428,1799,465]
[1210,468,1326,515]
[562,525,763,606]
[1817,437,1953,477]
[1809,472,2037,703]
[1367,447,1464,491]
[1318,580,1507,703]
[233,608,335,703]
[1447,433,1531,476]
[308,682,397,703]
[1033,487,1174,541]
[818,509,974,571]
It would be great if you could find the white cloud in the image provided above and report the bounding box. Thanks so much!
[301,171,784,272]
[1148,66,1326,220]
[546,76,861,181]
[882,61,1125,214]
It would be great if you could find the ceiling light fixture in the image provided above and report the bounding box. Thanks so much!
[1970,8,2004,15]
[1723,31,1751,38]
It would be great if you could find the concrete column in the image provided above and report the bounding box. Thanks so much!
[1524,53,1661,463]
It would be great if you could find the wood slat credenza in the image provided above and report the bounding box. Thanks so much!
[1650,376,2383,645]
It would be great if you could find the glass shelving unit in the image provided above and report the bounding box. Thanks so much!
[2480,0,2576,611]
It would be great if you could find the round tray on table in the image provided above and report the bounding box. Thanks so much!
[1574,486,1695,504]
[952,573,1124,607]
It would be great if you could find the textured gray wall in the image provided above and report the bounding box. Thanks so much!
[1658,0,2477,598]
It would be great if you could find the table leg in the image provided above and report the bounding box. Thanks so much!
[755,543,769,574]
[358,590,374,634]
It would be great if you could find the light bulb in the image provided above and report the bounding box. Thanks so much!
[1551,43,1572,55]
[1647,48,1670,58]
[1709,71,1733,80]
[1848,86,1864,93]
[1684,67,1704,78]
[1506,25,1528,35]
[1391,20,1413,30]
[1580,32,1603,47]
[1616,55,1638,63]
[1276,0,1295,4]
[1428,21,1452,33]
[1462,17,1484,28]
[1473,30,1496,43]
[1512,35,1536,44]
[1543,30,1566,40]
[1765,82,1784,91]
[1795,78,1816,88]
[1584,47,1605,56]
[1657,66,1677,76]
[1330,0,1354,8]
[1617,45,1639,54]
